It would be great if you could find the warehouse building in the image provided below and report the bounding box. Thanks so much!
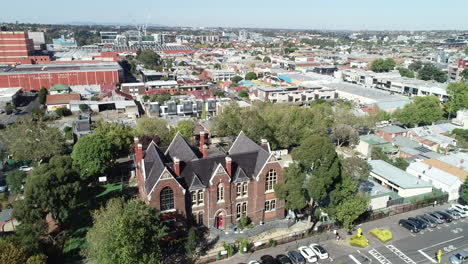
[0,62,123,91]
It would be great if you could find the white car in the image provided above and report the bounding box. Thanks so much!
[248,261,260,264]
[452,204,468,217]
[309,243,329,259]
[19,166,33,172]
[298,246,318,263]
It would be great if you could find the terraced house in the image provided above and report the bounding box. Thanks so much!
[133,131,285,230]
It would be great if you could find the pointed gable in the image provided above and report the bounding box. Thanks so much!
[229,131,266,155]
[144,142,169,193]
[233,167,249,183]
[188,173,205,191]
[165,132,199,162]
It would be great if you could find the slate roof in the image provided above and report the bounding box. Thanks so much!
[165,132,200,162]
[142,132,272,194]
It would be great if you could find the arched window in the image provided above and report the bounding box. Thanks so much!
[265,169,277,191]
[160,187,174,211]
[217,183,224,201]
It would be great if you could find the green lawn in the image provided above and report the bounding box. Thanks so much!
[63,183,122,261]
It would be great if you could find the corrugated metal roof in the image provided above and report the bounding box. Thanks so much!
[369,160,432,189]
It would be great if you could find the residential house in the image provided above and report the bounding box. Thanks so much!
[421,153,468,182]
[406,162,462,201]
[45,93,81,111]
[133,131,285,230]
[376,125,407,142]
[368,160,432,198]
[356,134,398,158]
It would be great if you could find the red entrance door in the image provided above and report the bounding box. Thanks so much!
[216,215,224,228]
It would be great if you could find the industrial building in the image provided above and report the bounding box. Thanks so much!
[0,62,123,91]
[0,31,35,64]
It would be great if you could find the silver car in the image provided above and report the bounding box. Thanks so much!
[450,251,468,264]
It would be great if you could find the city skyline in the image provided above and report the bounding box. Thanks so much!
[3,0,468,31]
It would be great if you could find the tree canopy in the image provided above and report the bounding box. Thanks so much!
[0,120,65,162]
[6,170,26,194]
[397,67,415,78]
[38,87,47,105]
[371,58,396,73]
[94,121,134,156]
[462,178,468,204]
[245,72,258,80]
[393,95,443,127]
[172,120,195,141]
[136,51,162,70]
[274,164,308,210]
[84,198,168,264]
[134,117,172,146]
[71,134,118,181]
[15,155,81,226]
[418,63,447,83]
[445,82,468,116]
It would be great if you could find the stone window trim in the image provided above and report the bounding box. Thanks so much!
[265,169,277,192]
[191,189,205,207]
[236,182,249,198]
[265,199,276,212]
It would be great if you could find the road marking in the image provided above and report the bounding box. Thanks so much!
[427,228,433,232]
[368,249,392,264]
[409,233,417,237]
[386,245,416,264]
[349,254,362,264]
[437,226,441,229]
[419,236,464,251]
[418,249,436,263]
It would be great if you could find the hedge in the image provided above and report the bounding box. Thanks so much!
[370,229,393,243]
[349,234,368,248]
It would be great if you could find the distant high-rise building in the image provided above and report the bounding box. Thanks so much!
[100,32,118,44]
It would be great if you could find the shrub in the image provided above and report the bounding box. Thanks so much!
[238,237,249,254]
[370,229,392,243]
[222,243,235,257]
[55,107,72,117]
[79,104,89,112]
[238,216,251,230]
[268,239,277,248]
[349,234,368,248]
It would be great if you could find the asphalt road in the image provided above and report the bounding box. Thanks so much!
[217,204,468,264]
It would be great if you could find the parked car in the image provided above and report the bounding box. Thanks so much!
[450,251,468,264]
[399,219,420,233]
[408,217,427,229]
[276,254,293,264]
[451,204,468,218]
[298,246,318,263]
[437,211,454,222]
[287,250,306,264]
[19,166,33,172]
[428,212,446,223]
[0,178,7,193]
[416,215,437,227]
[260,255,280,264]
[309,244,328,259]
[248,261,261,264]
[446,209,462,219]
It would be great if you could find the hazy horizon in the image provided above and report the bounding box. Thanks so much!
[3,0,468,31]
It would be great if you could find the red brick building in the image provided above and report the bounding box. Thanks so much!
[376,125,408,142]
[133,131,285,229]
[0,62,123,91]
[0,31,35,65]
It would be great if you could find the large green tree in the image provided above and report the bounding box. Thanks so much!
[334,193,370,231]
[397,67,415,78]
[15,155,81,226]
[94,121,134,156]
[418,63,447,83]
[275,164,308,210]
[393,95,443,127]
[6,170,26,194]
[341,157,371,180]
[85,198,168,264]
[292,136,341,206]
[371,58,396,72]
[461,68,468,81]
[462,178,468,204]
[134,117,172,146]
[445,82,468,117]
[245,72,258,80]
[71,134,118,181]
[38,87,47,105]
[172,119,195,141]
[137,50,162,69]
[0,120,65,162]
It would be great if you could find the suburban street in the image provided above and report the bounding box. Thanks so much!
[218,204,468,264]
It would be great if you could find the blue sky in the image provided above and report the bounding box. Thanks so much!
[4,0,468,30]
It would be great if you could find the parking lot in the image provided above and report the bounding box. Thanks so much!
[217,204,468,264]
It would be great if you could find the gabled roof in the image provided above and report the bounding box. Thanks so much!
[165,132,199,162]
[232,167,249,183]
[229,131,268,155]
[188,173,205,191]
[144,142,169,192]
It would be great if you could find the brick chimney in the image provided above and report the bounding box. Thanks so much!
[134,138,143,166]
[173,157,180,177]
[202,145,209,158]
[225,156,232,176]
[261,139,270,152]
[199,131,206,153]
